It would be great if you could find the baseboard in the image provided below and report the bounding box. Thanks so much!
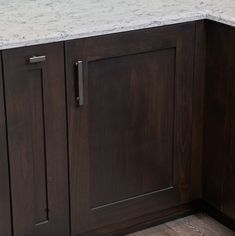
[202,201,235,232]
[80,200,202,236]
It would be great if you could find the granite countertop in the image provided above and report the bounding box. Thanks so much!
[1,0,235,50]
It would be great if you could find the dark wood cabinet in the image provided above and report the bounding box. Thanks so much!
[204,21,235,221]
[1,19,235,236]
[217,25,235,221]
[0,54,12,236]
[2,43,70,236]
[66,23,196,234]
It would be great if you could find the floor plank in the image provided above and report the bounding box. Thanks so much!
[128,213,235,236]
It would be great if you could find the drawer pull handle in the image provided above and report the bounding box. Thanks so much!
[29,55,46,64]
[75,61,84,106]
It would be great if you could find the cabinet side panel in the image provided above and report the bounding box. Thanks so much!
[0,53,12,236]
[191,21,206,199]
[204,21,227,209]
[218,24,235,220]
[203,21,235,217]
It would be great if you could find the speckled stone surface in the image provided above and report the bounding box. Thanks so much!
[1,0,235,50]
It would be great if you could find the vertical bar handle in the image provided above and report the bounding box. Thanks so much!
[75,61,84,106]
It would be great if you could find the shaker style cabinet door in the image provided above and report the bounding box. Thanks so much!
[66,23,195,234]
[0,54,12,236]
[2,43,69,236]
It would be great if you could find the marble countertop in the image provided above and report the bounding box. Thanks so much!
[1,0,235,50]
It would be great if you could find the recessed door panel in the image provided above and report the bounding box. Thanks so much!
[89,49,175,209]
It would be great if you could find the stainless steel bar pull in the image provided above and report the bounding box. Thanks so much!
[29,55,46,64]
[75,61,84,106]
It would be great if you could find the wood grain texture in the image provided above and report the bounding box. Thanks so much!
[66,22,196,235]
[80,201,201,236]
[89,49,175,209]
[2,43,70,236]
[191,20,206,200]
[0,53,12,236]
[203,20,235,220]
[203,20,228,210]
[219,25,235,221]
[128,214,235,236]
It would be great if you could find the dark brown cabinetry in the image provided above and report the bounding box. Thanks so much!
[204,21,235,221]
[1,19,235,236]
[2,43,70,236]
[66,22,196,234]
[0,54,12,236]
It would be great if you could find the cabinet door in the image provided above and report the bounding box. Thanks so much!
[0,54,12,236]
[2,43,69,236]
[66,23,195,234]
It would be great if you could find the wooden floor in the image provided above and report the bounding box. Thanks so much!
[128,213,235,236]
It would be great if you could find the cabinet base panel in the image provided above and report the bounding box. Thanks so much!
[78,201,202,236]
[203,201,235,232]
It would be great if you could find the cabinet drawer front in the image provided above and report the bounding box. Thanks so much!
[2,44,69,236]
[66,23,195,234]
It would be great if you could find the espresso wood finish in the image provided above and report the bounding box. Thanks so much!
[191,21,206,200]
[0,54,12,236]
[1,19,235,236]
[203,21,227,210]
[221,25,235,221]
[2,43,70,236]
[78,201,201,236]
[203,21,235,220]
[66,22,196,235]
